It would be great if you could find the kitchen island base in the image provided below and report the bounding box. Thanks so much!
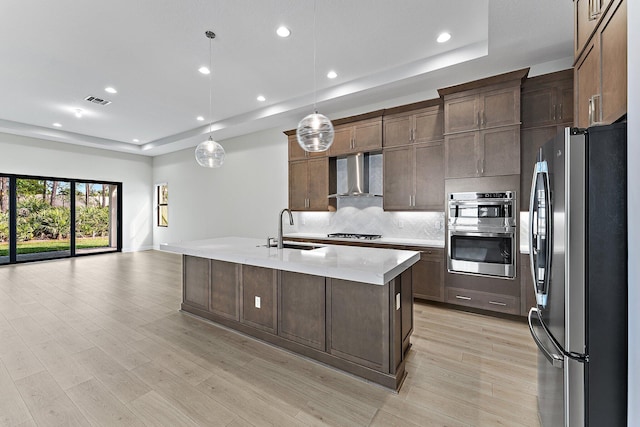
[181,255,413,391]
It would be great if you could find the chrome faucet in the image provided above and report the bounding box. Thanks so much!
[278,208,294,249]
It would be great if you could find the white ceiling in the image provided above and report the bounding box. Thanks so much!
[0,0,573,156]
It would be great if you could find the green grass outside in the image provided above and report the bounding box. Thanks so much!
[0,237,110,256]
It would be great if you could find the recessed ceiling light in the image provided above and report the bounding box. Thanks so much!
[197,116,204,121]
[105,87,117,94]
[276,26,291,38]
[74,109,83,118]
[133,139,140,143]
[257,95,266,102]
[198,66,210,75]
[327,70,337,79]
[437,32,451,43]
[53,123,62,127]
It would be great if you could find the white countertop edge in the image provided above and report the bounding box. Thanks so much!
[160,238,420,286]
[283,233,445,249]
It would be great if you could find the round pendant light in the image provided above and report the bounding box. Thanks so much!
[296,0,334,152]
[195,30,225,168]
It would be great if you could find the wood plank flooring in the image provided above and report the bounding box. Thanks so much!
[0,251,540,426]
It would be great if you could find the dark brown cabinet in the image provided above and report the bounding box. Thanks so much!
[445,287,520,316]
[241,265,277,333]
[210,260,239,320]
[384,141,444,210]
[521,70,573,128]
[383,103,444,147]
[288,134,326,161]
[288,157,335,211]
[445,125,520,178]
[328,117,382,157]
[183,255,210,310]
[411,248,444,302]
[278,271,325,351]
[574,0,626,127]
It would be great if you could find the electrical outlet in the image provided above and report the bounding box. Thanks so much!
[398,219,404,229]
[396,293,401,310]
[255,296,261,309]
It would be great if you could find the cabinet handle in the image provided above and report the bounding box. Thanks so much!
[553,105,557,121]
[476,159,480,175]
[588,94,601,126]
[455,295,472,301]
[482,111,486,126]
[589,0,601,20]
[558,104,563,121]
[489,301,507,306]
[477,111,480,127]
[410,128,414,142]
[481,159,485,175]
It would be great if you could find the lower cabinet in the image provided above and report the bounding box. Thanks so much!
[241,265,277,334]
[183,256,209,310]
[411,248,444,302]
[278,271,326,351]
[445,287,520,315]
[210,260,239,321]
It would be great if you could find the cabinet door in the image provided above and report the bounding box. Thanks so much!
[353,119,382,151]
[575,0,599,55]
[414,142,444,210]
[288,134,307,161]
[183,255,209,310]
[557,81,574,125]
[521,87,556,128]
[574,40,601,128]
[289,160,308,211]
[444,132,479,179]
[600,0,626,124]
[307,158,329,211]
[444,95,479,134]
[383,114,412,147]
[279,271,325,350]
[241,265,277,333]
[413,106,444,144]
[328,125,353,156]
[520,126,560,210]
[412,249,444,302]
[481,86,520,128]
[383,146,413,210]
[210,260,239,320]
[480,125,520,177]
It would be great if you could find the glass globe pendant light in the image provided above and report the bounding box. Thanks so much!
[195,30,225,168]
[296,0,334,152]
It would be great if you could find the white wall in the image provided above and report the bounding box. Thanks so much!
[628,1,639,424]
[152,128,288,247]
[0,132,153,252]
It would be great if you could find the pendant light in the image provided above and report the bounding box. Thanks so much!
[195,30,225,168]
[296,0,334,152]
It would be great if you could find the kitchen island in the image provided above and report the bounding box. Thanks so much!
[160,237,419,390]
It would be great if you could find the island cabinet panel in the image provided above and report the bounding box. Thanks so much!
[400,268,413,360]
[240,265,277,334]
[183,255,209,310]
[328,278,390,372]
[412,248,444,302]
[278,272,326,351]
[210,260,239,321]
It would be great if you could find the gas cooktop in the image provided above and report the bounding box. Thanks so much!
[327,233,382,240]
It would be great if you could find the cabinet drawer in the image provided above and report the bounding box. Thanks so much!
[446,287,519,315]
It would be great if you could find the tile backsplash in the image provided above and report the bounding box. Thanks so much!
[292,197,445,241]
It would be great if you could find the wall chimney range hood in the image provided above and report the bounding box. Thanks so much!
[329,152,382,198]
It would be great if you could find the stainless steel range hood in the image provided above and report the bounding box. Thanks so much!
[328,152,382,198]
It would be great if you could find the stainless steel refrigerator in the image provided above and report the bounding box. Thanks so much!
[527,123,627,426]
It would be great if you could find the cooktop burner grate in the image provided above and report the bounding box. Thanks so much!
[327,233,382,240]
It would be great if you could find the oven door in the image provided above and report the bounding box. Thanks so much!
[447,229,516,278]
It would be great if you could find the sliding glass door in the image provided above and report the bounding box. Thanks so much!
[0,174,121,265]
[75,182,119,254]
[16,178,71,262]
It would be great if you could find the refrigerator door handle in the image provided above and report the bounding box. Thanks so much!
[528,308,564,368]
[529,160,551,307]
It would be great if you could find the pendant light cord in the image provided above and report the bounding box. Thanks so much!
[208,34,213,136]
[313,0,317,113]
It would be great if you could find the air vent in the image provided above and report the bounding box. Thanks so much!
[84,96,112,106]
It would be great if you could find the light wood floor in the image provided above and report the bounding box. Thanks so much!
[0,251,540,427]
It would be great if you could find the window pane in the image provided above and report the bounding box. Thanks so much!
[0,176,9,264]
[75,182,118,254]
[16,179,71,261]
[159,205,168,227]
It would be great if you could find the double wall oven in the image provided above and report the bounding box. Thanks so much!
[447,191,516,279]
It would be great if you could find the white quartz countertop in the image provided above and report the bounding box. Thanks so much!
[283,233,445,249]
[160,237,420,285]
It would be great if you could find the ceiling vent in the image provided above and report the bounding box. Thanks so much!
[84,96,112,106]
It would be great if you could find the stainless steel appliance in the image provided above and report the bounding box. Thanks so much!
[327,233,382,240]
[527,124,627,426]
[447,191,516,278]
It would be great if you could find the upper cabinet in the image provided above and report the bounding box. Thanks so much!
[574,0,626,127]
[289,157,336,212]
[383,101,444,147]
[288,134,326,161]
[439,69,527,179]
[328,116,382,157]
[521,69,574,129]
